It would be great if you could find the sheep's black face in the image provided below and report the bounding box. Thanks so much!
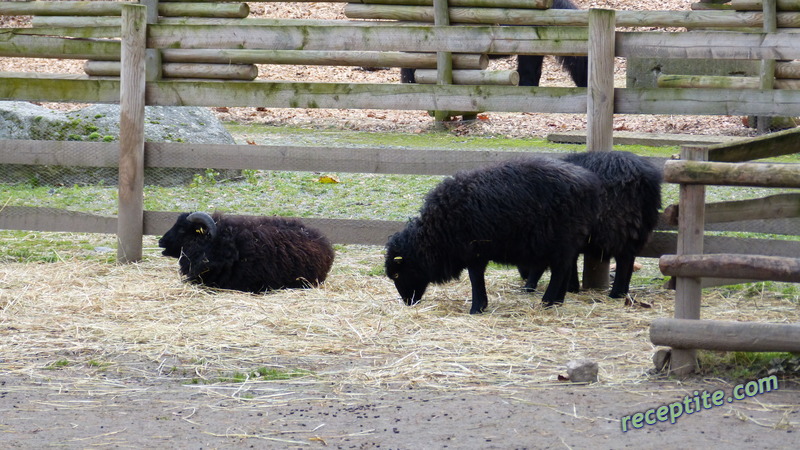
[385,236,429,305]
[158,213,209,258]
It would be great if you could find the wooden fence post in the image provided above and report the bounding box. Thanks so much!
[757,0,777,133]
[117,4,147,263]
[433,0,453,124]
[670,146,708,375]
[583,8,616,290]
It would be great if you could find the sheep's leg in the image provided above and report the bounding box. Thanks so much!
[542,255,575,306]
[609,253,636,299]
[568,255,581,293]
[467,262,489,314]
[516,54,544,86]
[519,263,546,292]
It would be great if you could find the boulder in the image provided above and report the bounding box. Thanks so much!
[0,102,237,185]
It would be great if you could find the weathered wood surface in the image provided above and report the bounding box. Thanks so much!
[160,49,489,69]
[664,193,800,225]
[0,2,249,18]
[0,32,121,59]
[657,74,800,90]
[344,5,800,28]
[776,60,800,78]
[651,318,800,352]
[586,9,615,153]
[413,69,519,85]
[706,126,800,162]
[84,61,260,80]
[547,130,740,146]
[664,160,800,188]
[2,74,800,117]
[731,0,800,11]
[650,318,800,352]
[660,253,800,282]
[4,206,800,257]
[146,24,589,54]
[617,31,800,60]
[117,4,147,263]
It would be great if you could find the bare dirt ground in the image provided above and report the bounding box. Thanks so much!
[2,1,799,448]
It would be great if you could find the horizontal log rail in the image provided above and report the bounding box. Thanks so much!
[344,4,800,28]
[663,160,800,188]
[650,318,800,352]
[659,253,800,282]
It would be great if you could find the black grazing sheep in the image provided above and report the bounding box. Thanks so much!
[385,157,602,314]
[519,151,663,299]
[399,0,588,87]
[159,212,335,293]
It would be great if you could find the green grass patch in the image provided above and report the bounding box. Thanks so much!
[698,351,800,380]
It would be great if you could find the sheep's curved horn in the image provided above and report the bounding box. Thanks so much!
[186,211,217,238]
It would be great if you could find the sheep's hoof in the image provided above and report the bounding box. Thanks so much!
[609,290,626,299]
[469,308,485,315]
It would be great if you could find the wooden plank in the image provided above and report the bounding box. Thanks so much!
[665,193,800,225]
[651,318,800,352]
[657,74,800,90]
[160,49,489,70]
[663,160,800,187]
[617,31,800,60]
[0,32,120,59]
[731,0,800,11]
[0,74,120,103]
[706,127,800,162]
[146,24,589,54]
[0,206,117,234]
[145,80,587,113]
[615,88,800,117]
[0,140,119,167]
[413,69,518,85]
[660,253,800,282]
[547,130,741,146]
[117,4,147,263]
[144,142,548,175]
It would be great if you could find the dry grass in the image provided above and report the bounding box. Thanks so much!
[2,241,798,396]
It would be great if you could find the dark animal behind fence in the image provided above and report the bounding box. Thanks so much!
[399,0,588,87]
[520,151,663,299]
[385,157,602,314]
[159,212,335,293]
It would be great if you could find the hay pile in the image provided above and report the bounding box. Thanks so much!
[2,242,798,394]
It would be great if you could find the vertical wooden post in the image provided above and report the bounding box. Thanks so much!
[142,0,162,81]
[670,146,707,376]
[583,9,616,290]
[586,8,615,153]
[757,0,777,133]
[117,4,147,263]
[433,0,453,124]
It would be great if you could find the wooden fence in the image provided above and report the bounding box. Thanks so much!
[651,132,800,375]
[1,0,799,265]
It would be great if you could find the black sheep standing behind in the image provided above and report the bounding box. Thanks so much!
[399,0,588,87]
[520,151,663,299]
[159,212,335,293]
[385,157,602,314]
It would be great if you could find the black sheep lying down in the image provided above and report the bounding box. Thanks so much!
[519,151,663,299]
[385,157,602,314]
[159,212,335,292]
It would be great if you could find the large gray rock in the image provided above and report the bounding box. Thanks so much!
[0,102,234,144]
[0,102,236,185]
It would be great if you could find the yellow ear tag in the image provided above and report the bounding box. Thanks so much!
[196,228,206,235]
[394,256,403,261]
